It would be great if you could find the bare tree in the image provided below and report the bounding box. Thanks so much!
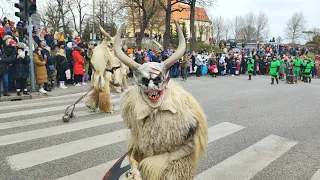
[56,0,71,35]
[68,0,88,37]
[130,0,161,48]
[238,12,256,42]
[157,0,186,49]
[231,15,243,42]
[304,28,320,52]
[255,11,269,41]
[212,15,224,43]
[284,12,307,44]
[127,0,138,35]
[178,0,218,52]
[147,10,165,36]
[224,19,231,41]
[39,1,61,32]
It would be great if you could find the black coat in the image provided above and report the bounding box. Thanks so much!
[11,51,30,79]
[0,53,12,74]
[56,54,68,72]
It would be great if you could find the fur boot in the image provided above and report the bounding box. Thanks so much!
[98,91,114,113]
[85,89,100,110]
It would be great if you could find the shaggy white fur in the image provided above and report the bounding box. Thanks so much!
[120,81,208,180]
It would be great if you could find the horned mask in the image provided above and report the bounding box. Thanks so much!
[100,26,114,48]
[114,21,186,108]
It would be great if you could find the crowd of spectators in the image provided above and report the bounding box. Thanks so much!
[0,16,95,97]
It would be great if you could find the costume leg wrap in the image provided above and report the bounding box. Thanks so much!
[122,75,128,91]
[98,91,114,113]
[85,89,99,110]
[97,79,113,113]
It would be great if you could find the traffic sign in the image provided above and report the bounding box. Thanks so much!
[31,13,40,27]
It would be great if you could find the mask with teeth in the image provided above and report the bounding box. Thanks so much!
[114,21,186,108]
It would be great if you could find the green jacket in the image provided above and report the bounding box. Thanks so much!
[293,59,303,68]
[247,59,254,72]
[303,61,314,74]
[269,60,280,76]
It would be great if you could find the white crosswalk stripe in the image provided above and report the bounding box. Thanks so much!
[0,98,120,119]
[196,135,298,180]
[312,170,320,180]
[0,91,302,180]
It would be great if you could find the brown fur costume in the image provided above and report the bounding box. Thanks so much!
[120,81,208,180]
[85,30,115,113]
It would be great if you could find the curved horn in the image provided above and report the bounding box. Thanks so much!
[99,25,111,41]
[114,23,140,70]
[163,20,186,68]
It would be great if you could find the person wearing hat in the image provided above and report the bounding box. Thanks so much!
[246,55,254,80]
[293,56,303,80]
[269,56,280,84]
[302,57,314,83]
[55,41,68,89]
[11,42,30,95]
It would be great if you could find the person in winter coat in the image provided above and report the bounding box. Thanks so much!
[181,53,189,81]
[11,42,30,96]
[34,47,48,94]
[0,49,12,96]
[72,47,85,86]
[55,41,68,89]
[40,40,55,91]
[65,42,74,85]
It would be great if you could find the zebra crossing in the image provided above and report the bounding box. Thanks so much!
[0,91,319,180]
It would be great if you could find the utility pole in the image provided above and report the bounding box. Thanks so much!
[92,0,95,42]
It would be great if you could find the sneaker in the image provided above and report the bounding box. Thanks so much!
[60,85,68,89]
[82,82,87,85]
[23,91,30,95]
[75,83,82,86]
[39,88,47,94]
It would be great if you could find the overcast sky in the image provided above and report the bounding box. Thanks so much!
[207,0,320,43]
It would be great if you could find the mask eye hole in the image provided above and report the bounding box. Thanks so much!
[141,77,149,86]
[153,76,161,85]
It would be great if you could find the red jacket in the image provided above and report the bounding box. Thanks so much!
[0,27,6,39]
[72,50,84,75]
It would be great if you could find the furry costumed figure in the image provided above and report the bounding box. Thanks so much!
[114,21,208,180]
[99,27,128,93]
[84,27,116,113]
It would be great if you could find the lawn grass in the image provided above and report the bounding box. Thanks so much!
[186,42,224,53]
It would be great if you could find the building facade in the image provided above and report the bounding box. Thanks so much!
[126,2,213,43]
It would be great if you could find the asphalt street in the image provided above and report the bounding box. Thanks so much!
[0,75,320,180]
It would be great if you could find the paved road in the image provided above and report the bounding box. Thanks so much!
[1,75,320,180]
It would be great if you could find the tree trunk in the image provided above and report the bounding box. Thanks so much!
[163,0,171,49]
[136,20,148,49]
[189,0,196,52]
[131,3,136,35]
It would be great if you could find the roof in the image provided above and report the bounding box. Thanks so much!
[171,3,211,22]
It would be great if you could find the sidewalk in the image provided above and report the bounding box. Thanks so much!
[0,83,92,102]
[0,78,135,102]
